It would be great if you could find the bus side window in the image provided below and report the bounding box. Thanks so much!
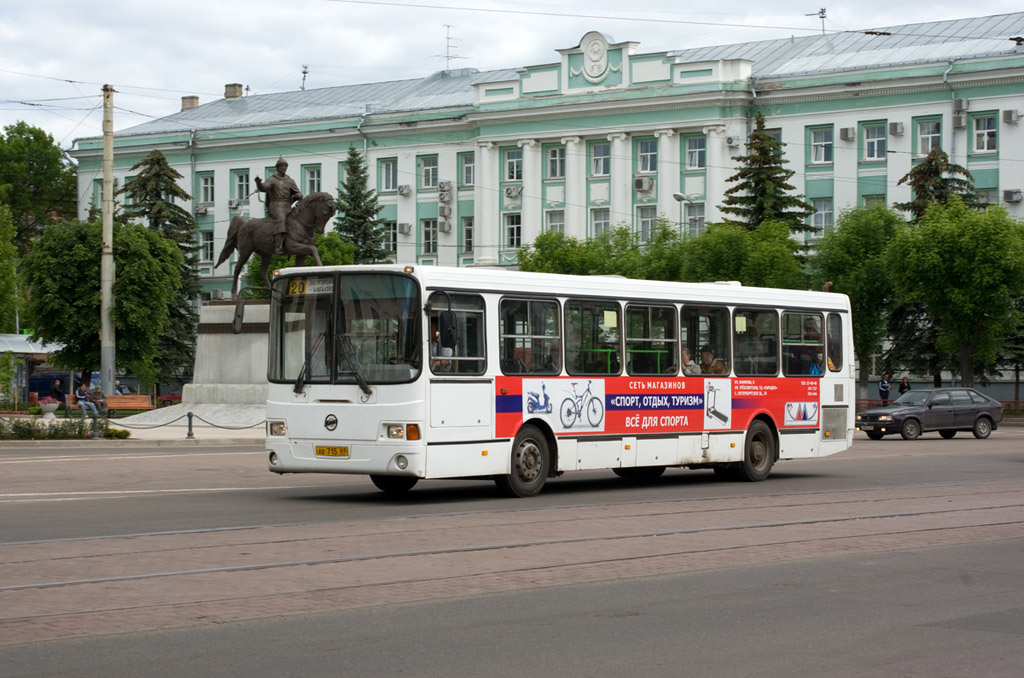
[428,292,486,375]
[565,299,621,376]
[499,297,559,376]
[826,313,843,371]
[680,305,730,376]
[782,312,823,377]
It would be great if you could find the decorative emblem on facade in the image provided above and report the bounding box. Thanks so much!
[570,32,621,84]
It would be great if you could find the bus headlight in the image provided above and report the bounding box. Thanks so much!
[268,421,287,436]
[387,424,405,439]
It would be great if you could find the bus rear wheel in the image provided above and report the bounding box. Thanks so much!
[495,425,550,497]
[370,475,419,494]
[738,420,775,482]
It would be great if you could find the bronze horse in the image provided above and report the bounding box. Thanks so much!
[216,191,337,298]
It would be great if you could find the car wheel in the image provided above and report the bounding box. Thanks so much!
[900,419,921,440]
[939,430,957,439]
[972,417,992,439]
[866,432,884,440]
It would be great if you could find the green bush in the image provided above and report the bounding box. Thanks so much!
[0,417,131,440]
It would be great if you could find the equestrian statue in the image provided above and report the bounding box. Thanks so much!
[216,190,337,298]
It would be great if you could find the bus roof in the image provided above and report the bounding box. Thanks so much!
[272,265,849,311]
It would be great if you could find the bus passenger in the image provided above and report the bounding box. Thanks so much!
[699,345,727,375]
[681,348,702,376]
[430,317,452,372]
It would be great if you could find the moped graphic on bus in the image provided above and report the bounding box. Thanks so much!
[559,380,605,429]
[526,382,552,414]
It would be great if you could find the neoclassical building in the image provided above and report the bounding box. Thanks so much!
[70,12,1024,300]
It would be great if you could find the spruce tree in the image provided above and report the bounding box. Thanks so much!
[335,146,389,264]
[720,111,815,233]
[118,151,199,383]
[894,147,977,221]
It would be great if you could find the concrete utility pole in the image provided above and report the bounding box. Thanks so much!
[100,84,116,395]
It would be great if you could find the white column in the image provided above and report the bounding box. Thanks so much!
[702,125,728,224]
[608,132,630,227]
[561,136,583,236]
[654,129,677,222]
[474,141,498,265]
[519,139,541,247]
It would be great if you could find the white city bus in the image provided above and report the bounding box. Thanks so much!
[263,265,855,497]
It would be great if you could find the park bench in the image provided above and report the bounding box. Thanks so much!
[67,393,154,415]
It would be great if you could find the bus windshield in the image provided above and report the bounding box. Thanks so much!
[269,273,421,386]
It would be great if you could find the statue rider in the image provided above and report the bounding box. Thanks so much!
[254,157,303,255]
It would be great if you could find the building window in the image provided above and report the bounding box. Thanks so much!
[547,210,565,233]
[505,213,522,249]
[591,143,610,176]
[974,115,997,153]
[199,231,214,263]
[506,149,523,182]
[638,139,657,173]
[685,137,706,169]
[462,216,474,252]
[976,189,998,206]
[460,153,475,186]
[233,172,249,201]
[384,221,397,254]
[637,206,656,241]
[864,125,886,161]
[812,198,833,234]
[420,156,438,189]
[547,147,565,179]
[199,174,215,203]
[918,120,941,155]
[422,219,438,254]
[592,208,610,237]
[686,203,705,237]
[381,159,398,192]
[863,194,886,207]
[811,128,833,164]
[305,166,321,194]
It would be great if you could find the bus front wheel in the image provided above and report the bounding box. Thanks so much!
[495,425,550,497]
[370,475,419,494]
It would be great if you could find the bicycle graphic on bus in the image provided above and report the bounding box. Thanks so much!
[559,380,605,428]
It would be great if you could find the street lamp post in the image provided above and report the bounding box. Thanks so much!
[672,192,694,235]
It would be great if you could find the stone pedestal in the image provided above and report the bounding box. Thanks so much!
[183,301,270,405]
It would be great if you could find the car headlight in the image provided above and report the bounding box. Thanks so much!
[856,415,862,422]
[877,415,892,422]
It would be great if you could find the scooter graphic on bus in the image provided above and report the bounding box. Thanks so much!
[526,382,552,414]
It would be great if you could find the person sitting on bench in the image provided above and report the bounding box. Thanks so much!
[75,383,99,417]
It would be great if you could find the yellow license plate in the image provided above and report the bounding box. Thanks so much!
[316,445,349,458]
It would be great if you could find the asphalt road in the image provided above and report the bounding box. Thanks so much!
[2,430,1023,676]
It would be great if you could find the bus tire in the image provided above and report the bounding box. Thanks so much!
[495,425,550,497]
[370,475,419,494]
[738,420,775,482]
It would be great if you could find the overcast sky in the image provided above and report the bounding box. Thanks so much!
[2,1,1021,152]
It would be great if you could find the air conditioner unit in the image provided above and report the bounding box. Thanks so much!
[839,127,856,142]
[724,136,740,147]
[397,185,412,196]
[438,180,453,192]
[889,122,904,136]
[1003,110,1020,125]
[952,114,967,129]
[505,186,522,199]
[210,289,227,300]
[634,176,654,192]
[398,222,412,234]
[438,220,452,233]
[228,199,240,209]
[1004,189,1023,203]
[438,190,452,203]
[438,204,452,218]
[953,98,968,112]
[195,206,209,215]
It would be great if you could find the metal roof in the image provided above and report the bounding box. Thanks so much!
[114,12,1024,137]
[0,334,59,355]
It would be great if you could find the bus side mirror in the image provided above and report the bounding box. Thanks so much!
[439,310,458,348]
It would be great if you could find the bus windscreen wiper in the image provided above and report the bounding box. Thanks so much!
[338,334,372,396]
[294,332,326,394]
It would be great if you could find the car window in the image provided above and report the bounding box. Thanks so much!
[930,392,951,406]
[949,390,972,406]
[895,391,928,405]
[969,390,991,404]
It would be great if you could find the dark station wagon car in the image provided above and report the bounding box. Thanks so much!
[857,388,1004,440]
